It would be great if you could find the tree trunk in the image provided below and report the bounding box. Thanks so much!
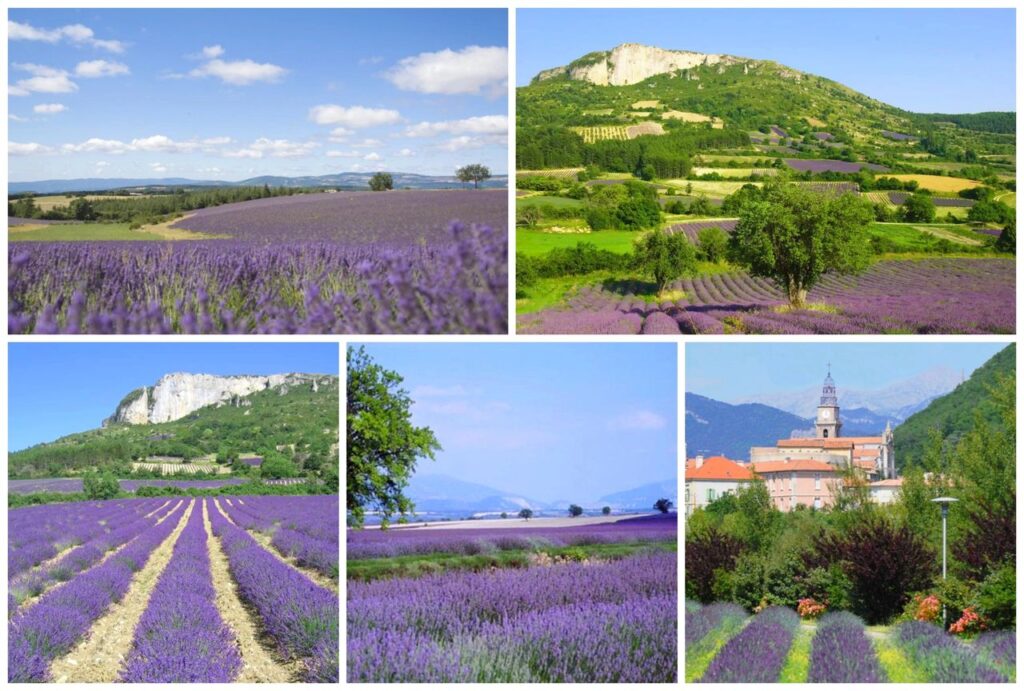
[787,279,807,309]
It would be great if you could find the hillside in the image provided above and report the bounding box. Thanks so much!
[518,43,1014,170]
[9,375,339,479]
[894,344,1015,467]
[685,393,809,459]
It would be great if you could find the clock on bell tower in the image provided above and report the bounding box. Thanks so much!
[815,365,842,439]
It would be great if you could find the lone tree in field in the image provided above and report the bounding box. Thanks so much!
[602,506,612,516]
[654,498,673,514]
[347,346,440,528]
[729,180,873,309]
[635,230,698,294]
[568,504,584,518]
[369,172,393,192]
[518,508,534,521]
[456,163,491,189]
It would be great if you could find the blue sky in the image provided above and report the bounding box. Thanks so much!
[518,9,1015,112]
[8,343,338,451]
[356,343,677,503]
[686,342,1009,402]
[8,9,508,181]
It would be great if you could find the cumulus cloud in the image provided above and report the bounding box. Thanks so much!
[223,137,319,159]
[57,134,232,156]
[8,20,125,53]
[398,148,415,157]
[9,63,78,96]
[328,127,353,142]
[9,113,29,122]
[325,150,359,158]
[308,104,401,128]
[190,58,287,85]
[363,152,381,161]
[9,141,54,156]
[405,115,508,138]
[609,410,667,431]
[151,162,168,173]
[202,45,224,59]
[385,45,507,95]
[75,60,130,78]
[33,103,67,114]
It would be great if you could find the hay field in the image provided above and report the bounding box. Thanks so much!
[885,174,982,193]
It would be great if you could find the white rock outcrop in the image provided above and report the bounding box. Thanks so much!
[537,43,751,87]
[106,372,322,425]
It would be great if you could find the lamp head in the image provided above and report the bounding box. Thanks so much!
[932,496,958,517]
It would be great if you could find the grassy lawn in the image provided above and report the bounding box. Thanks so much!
[347,540,675,582]
[867,222,991,252]
[517,228,639,256]
[995,190,1016,208]
[9,222,167,242]
[516,195,585,210]
[778,625,814,682]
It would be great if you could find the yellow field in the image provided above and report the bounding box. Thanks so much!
[804,116,827,128]
[862,191,897,208]
[884,174,982,193]
[632,100,661,109]
[692,167,778,179]
[572,126,629,143]
[662,110,710,122]
[516,168,583,180]
[629,111,653,118]
[995,191,1016,208]
[28,194,144,212]
[663,179,757,197]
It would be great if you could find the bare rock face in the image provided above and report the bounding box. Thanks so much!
[537,43,750,87]
[106,372,321,425]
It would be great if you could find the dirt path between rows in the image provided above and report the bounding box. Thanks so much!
[50,499,194,683]
[213,498,338,593]
[202,499,296,682]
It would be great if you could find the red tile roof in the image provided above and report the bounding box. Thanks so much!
[685,456,755,481]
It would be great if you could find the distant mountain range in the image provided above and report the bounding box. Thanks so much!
[406,473,676,514]
[9,172,509,195]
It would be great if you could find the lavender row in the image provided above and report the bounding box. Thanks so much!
[225,495,338,544]
[784,158,889,173]
[888,191,975,207]
[8,501,185,681]
[10,222,507,334]
[347,513,677,559]
[347,552,677,682]
[119,501,241,682]
[10,501,179,611]
[685,601,747,647]
[271,528,339,580]
[973,630,1016,680]
[208,499,338,681]
[895,621,1007,683]
[519,258,1015,335]
[698,606,800,682]
[807,612,885,682]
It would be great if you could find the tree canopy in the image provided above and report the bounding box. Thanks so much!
[369,172,393,192]
[456,164,492,189]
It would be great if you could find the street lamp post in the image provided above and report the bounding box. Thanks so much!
[931,497,959,625]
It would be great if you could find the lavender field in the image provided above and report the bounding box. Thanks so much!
[686,603,1015,683]
[347,514,678,682]
[9,191,507,334]
[519,258,1015,335]
[8,495,338,682]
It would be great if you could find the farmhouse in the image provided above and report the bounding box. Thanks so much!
[683,455,754,515]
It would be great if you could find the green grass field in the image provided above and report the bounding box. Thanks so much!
[9,222,166,242]
[516,195,585,210]
[867,222,990,252]
[517,228,638,256]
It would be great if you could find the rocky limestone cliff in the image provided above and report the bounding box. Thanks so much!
[103,372,326,426]
[535,43,752,87]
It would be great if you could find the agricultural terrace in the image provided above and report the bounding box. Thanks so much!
[347,513,678,682]
[9,189,508,334]
[9,495,338,682]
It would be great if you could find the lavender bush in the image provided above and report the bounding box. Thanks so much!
[808,612,885,682]
[896,620,1008,683]
[974,630,1016,680]
[686,602,747,648]
[698,606,799,682]
[119,501,241,681]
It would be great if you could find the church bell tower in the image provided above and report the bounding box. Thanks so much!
[815,366,842,439]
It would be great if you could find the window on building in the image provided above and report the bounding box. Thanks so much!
[814,497,822,509]
[814,473,821,490]
[823,429,829,438]
[790,472,796,491]
[707,488,716,502]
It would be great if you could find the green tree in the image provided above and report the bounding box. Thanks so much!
[69,198,97,221]
[568,504,584,517]
[654,498,673,514]
[729,181,873,308]
[639,164,657,181]
[696,226,730,263]
[518,508,533,521]
[347,346,440,528]
[12,197,39,218]
[995,218,1015,254]
[82,470,120,500]
[968,200,1013,225]
[260,452,298,479]
[456,163,491,189]
[615,196,661,230]
[368,172,393,192]
[635,230,698,294]
[602,506,612,516]
[901,193,936,223]
[687,195,713,216]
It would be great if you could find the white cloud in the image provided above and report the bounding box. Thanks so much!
[131,134,199,153]
[188,47,287,85]
[405,115,508,138]
[353,138,382,148]
[201,136,232,145]
[385,45,507,95]
[9,141,54,156]
[61,137,132,154]
[439,136,480,152]
[9,63,78,96]
[75,60,130,78]
[56,134,230,155]
[326,150,359,158]
[8,20,125,53]
[95,160,110,172]
[328,127,352,142]
[363,152,381,161]
[9,113,28,122]
[151,162,168,173]
[399,148,415,157]
[308,104,401,128]
[33,103,67,114]
[224,137,318,159]
[609,410,667,431]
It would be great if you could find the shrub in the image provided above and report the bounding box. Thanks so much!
[995,218,1015,254]
[615,196,662,230]
[953,501,1016,581]
[901,193,936,222]
[82,470,120,500]
[949,606,987,636]
[798,597,827,619]
[803,564,853,611]
[973,562,1015,630]
[688,195,714,216]
[517,206,541,228]
[585,206,616,231]
[685,527,744,603]
[517,176,564,192]
[696,226,730,262]
[914,594,942,624]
